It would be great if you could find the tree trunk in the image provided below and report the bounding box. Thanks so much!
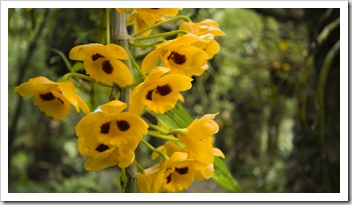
[230,95,263,173]
[285,8,340,193]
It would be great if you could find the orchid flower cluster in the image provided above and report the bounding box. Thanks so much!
[15,8,225,193]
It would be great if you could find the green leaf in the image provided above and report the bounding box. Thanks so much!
[173,103,193,125]
[51,48,72,71]
[153,103,193,129]
[212,156,243,193]
[154,112,180,129]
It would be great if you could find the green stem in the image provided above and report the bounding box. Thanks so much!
[111,9,137,193]
[130,55,144,78]
[316,39,339,191]
[132,15,192,37]
[317,18,340,46]
[148,124,170,134]
[106,8,111,44]
[126,160,137,193]
[169,128,187,136]
[111,10,129,41]
[129,40,166,48]
[141,139,169,161]
[134,30,188,41]
[90,83,96,110]
[120,168,128,193]
[109,85,119,101]
[317,39,340,146]
[60,72,95,83]
[51,48,72,71]
[60,72,114,88]
[148,124,186,136]
[147,130,179,141]
[136,161,145,174]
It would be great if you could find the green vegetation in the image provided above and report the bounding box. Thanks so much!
[8,8,340,193]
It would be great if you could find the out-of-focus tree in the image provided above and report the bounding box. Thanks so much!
[253,8,340,193]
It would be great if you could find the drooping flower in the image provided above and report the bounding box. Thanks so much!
[137,152,213,193]
[179,19,225,37]
[130,66,192,115]
[69,43,132,87]
[141,34,209,76]
[127,8,182,36]
[177,113,225,164]
[14,76,90,120]
[76,100,148,171]
[178,19,225,59]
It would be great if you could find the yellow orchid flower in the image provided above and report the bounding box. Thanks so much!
[130,66,192,115]
[14,76,90,120]
[69,43,132,87]
[77,133,136,171]
[76,100,148,170]
[137,163,161,193]
[178,19,225,59]
[137,152,213,193]
[178,113,225,164]
[179,19,225,37]
[136,114,224,193]
[192,34,221,59]
[127,8,182,36]
[141,34,209,76]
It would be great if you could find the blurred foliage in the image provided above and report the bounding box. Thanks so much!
[181,8,307,192]
[8,8,337,193]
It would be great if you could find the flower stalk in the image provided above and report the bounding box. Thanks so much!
[129,39,166,48]
[134,30,188,41]
[111,8,136,193]
[148,124,186,136]
[120,168,128,193]
[132,15,192,37]
[60,72,96,83]
[105,8,111,44]
[147,130,179,141]
[141,139,169,161]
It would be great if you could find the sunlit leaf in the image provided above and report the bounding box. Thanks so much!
[212,156,243,193]
[153,103,194,129]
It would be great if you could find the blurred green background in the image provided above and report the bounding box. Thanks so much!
[8,8,340,193]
